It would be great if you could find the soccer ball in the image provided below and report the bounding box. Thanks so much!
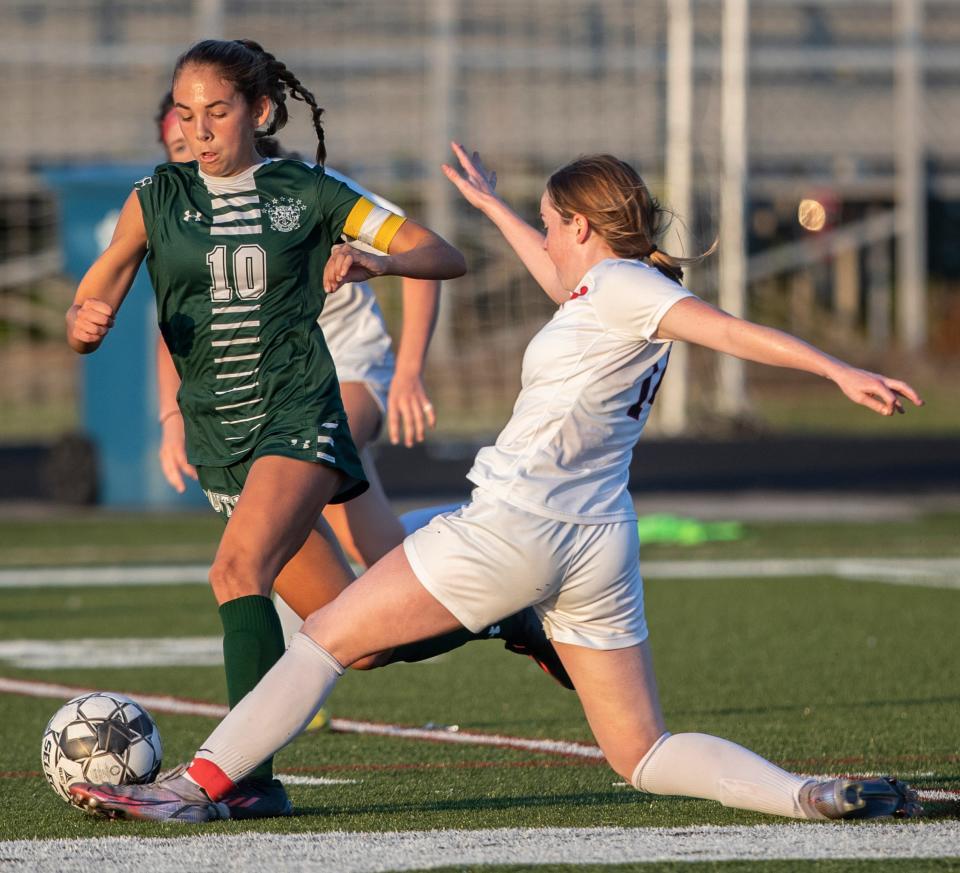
[41,691,162,802]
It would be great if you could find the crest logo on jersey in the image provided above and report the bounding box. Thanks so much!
[265,197,306,233]
[134,176,153,190]
[182,210,204,222]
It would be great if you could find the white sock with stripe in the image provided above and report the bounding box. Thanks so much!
[187,632,343,798]
[631,732,815,820]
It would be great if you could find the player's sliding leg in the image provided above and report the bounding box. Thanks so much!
[279,498,573,688]
[553,640,918,820]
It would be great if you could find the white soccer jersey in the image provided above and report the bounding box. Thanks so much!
[467,258,695,524]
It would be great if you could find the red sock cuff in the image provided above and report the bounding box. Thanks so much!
[187,757,236,800]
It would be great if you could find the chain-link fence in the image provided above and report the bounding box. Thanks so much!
[1,0,958,444]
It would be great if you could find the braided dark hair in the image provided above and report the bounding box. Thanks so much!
[172,38,326,165]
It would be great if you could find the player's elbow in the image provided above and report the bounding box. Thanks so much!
[450,254,467,280]
[437,242,466,279]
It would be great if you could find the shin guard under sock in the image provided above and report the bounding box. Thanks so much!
[631,732,811,819]
[219,595,286,781]
[191,633,344,796]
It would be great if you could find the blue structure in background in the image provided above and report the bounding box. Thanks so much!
[44,164,206,509]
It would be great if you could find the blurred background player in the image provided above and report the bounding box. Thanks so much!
[71,144,922,824]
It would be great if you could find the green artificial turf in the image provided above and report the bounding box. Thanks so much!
[1,572,957,840]
[0,509,956,873]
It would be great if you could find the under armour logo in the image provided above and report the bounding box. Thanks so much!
[487,625,501,637]
[183,210,203,222]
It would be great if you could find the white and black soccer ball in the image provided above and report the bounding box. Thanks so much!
[41,691,162,802]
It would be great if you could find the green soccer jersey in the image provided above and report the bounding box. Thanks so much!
[135,158,403,467]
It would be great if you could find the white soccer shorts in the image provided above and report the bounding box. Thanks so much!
[403,489,648,650]
[320,285,395,418]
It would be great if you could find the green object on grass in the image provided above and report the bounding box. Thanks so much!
[637,513,743,546]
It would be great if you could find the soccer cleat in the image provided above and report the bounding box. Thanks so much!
[800,776,921,820]
[220,777,293,820]
[158,762,293,819]
[69,775,230,823]
[499,607,574,691]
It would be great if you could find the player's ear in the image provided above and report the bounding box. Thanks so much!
[251,95,271,129]
[573,213,590,244]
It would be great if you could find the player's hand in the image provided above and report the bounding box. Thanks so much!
[323,243,387,293]
[158,412,198,493]
[387,370,436,447]
[442,142,498,210]
[831,366,923,416]
[69,299,115,345]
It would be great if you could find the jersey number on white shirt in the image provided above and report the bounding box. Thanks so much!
[627,353,669,420]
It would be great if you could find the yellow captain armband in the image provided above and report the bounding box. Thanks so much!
[343,197,406,252]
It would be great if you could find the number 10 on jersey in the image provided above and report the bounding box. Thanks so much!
[206,244,267,302]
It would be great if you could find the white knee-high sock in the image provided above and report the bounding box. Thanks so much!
[631,732,813,819]
[188,633,343,796]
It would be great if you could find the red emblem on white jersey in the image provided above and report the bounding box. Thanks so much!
[569,285,589,300]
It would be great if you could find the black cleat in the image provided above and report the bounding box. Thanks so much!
[499,608,574,691]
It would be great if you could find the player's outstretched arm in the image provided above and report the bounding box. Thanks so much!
[389,277,440,447]
[442,142,567,305]
[66,191,148,354]
[656,297,923,417]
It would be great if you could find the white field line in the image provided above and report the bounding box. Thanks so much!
[0,636,452,670]
[2,557,959,589]
[1,823,959,871]
[0,637,224,669]
[278,774,358,786]
[0,564,211,587]
[644,557,960,589]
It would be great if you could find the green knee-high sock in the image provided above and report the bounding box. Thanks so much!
[219,594,286,782]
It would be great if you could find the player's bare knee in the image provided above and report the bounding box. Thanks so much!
[301,608,336,645]
[603,733,664,784]
[301,609,364,666]
[208,553,270,602]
